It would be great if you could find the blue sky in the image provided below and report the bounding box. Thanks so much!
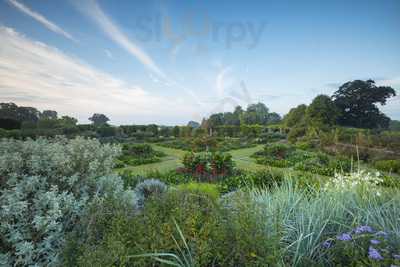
[0,0,399,125]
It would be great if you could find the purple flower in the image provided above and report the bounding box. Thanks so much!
[368,246,384,260]
[370,239,380,245]
[376,231,388,238]
[337,233,352,241]
[354,225,374,234]
[393,254,400,260]
[322,240,333,249]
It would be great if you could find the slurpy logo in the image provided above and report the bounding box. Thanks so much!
[132,11,267,50]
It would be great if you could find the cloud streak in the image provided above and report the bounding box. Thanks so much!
[0,26,194,124]
[6,0,77,42]
[76,0,166,78]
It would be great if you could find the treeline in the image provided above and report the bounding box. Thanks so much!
[201,79,397,131]
[1,79,399,141]
[201,102,281,129]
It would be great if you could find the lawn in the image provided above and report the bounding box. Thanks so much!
[117,144,330,184]
[118,144,269,175]
[116,144,185,175]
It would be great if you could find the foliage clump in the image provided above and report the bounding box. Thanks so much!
[180,152,235,181]
[116,143,166,167]
[0,137,136,266]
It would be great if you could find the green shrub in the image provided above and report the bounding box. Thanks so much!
[321,226,400,266]
[288,127,306,143]
[75,188,281,266]
[181,152,235,181]
[374,159,400,174]
[117,143,165,167]
[175,182,220,199]
[134,179,167,208]
[158,137,256,152]
[76,189,220,266]
[219,169,284,193]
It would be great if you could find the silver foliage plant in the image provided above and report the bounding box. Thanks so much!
[0,137,135,266]
[134,179,167,209]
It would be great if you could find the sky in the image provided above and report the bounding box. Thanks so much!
[0,0,399,125]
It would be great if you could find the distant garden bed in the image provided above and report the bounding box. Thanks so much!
[157,136,256,152]
[115,143,166,167]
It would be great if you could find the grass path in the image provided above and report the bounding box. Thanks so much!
[228,145,270,171]
[117,144,268,175]
[116,144,332,182]
[116,144,185,175]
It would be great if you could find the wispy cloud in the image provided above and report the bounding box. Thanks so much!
[216,66,232,98]
[76,0,166,78]
[104,49,113,59]
[6,0,77,42]
[0,26,194,124]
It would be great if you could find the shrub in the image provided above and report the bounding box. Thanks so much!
[134,179,168,208]
[374,159,400,174]
[158,137,255,152]
[219,169,284,193]
[0,137,136,266]
[175,182,220,200]
[321,226,400,265]
[181,152,235,181]
[75,188,281,266]
[288,127,306,143]
[254,143,352,176]
[251,180,400,265]
[118,143,165,167]
[76,189,220,266]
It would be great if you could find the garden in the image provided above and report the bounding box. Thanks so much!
[1,80,400,266]
[1,137,399,267]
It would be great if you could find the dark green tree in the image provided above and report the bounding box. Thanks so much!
[389,120,400,131]
[172,126,180,137]
[58,116,78,126]
[208,113,224,128]
[306,95,339,128]
[187,121,200,128]
[88,113,110,126]
[284,104,307,127]
[267,112,282,124]
[40,110,58,120]
[332,80,396,129]
[223,112,240,126]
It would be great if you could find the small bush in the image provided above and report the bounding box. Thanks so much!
[134,179,167,208]
[117,143,165,167]
[175,182,220,199]
[374,159,400,174]
[181,152,235,181]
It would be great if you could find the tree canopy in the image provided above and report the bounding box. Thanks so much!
[332,80,396,129]
[89,113,110,126]
[305,95,339,128]
[284,104,307,127]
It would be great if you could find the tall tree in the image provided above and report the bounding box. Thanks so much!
[223,112,240,126]
[284,104,307,127]
[58,116,78,126]
[172,126,180,137]
[88,113,110,126]
[332,80,396,129]
[41,110,58,120]
[267,112,282,124]
[0,103,40,123]
[208,113,224,128]
[306,95,339,128]
[187,121,200,128]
